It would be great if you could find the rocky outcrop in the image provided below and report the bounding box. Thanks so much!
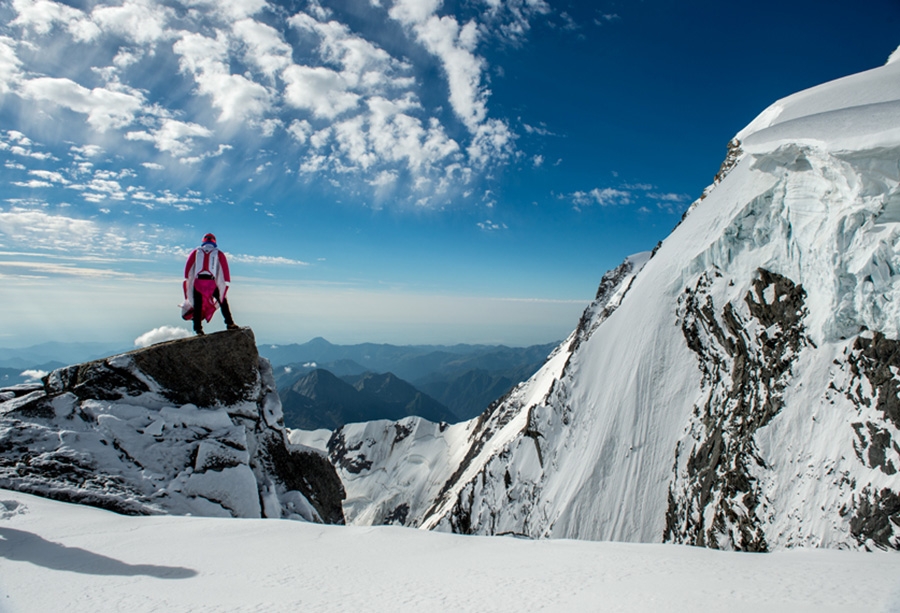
[666,268,809,551]
[0,328,344,523]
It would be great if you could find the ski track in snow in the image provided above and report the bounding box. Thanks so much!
[0,490,899,613]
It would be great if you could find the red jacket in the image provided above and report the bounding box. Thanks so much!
[182,245,231,322]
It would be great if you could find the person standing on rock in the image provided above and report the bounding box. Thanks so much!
[182,233,239,335]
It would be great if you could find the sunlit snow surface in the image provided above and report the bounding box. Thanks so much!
[1,490,898,613]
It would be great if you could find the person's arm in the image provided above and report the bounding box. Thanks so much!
[184,250,196,278]
[218,251,231,283]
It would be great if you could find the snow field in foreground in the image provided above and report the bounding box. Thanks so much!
[1,490,898,613]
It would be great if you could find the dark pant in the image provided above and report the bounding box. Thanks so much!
[193,286,234,332]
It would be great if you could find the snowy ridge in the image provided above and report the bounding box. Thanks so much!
[321,255,650,534]
[0,328,344,524]
[325,48,900,550]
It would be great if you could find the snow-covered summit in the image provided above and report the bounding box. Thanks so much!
[0,328,344,523]
[325,49,900,551]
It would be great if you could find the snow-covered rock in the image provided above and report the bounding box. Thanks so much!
[328,49,900,551]
[0,328,344,523]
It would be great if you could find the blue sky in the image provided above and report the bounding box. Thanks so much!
[1,0,898,348]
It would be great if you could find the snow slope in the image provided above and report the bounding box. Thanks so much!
[325,49,900,550]
[2,489,899,613]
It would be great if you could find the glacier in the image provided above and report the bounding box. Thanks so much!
[318,48,900,551]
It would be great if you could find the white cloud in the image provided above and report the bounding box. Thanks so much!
[477,219,507,231]
[2,0,550,206]
[366,97,460,171]
[71,176,128,201]
[570,187,633,209]
[369,170,398,187]
[2,130,55,161]
[388,0,442,26]
[650,192,687,202]
[173,30,272,122]
[0,209,100,251]
[134,325,191,348]
[126,119,212,157]
[233,18,292,79]
[12,179,52,188]
[91,0,172,45]
[180,143,232,165]
[468,118,514,166]
[333,115,377,169]
[413,15,487,131]
[19,368,48,381]
[70,144,104,159]
[206,72,272,123]
[172,29,228,74]
[21,76,145,131]
[0,36,23,94]
[480,0,551,42]
[287,119,312,144]
[299,153,327,174]
[288,11,407,90]
[10,0,100,42]
[595,13,621,26]
[231,254,310,266]
[523,122,555,137]
[29,169,68,184]
[282,64,360,119]
[180,0,267,22]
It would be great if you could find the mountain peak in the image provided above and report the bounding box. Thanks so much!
[326,57,900,551]
[0,327,345,523]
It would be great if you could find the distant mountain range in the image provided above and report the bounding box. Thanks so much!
[261,337,557,425]
[1,336,558,424]
[0,341,128,370]
[281,369,456,430]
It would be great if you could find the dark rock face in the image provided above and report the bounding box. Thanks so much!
[130,328,260,407]
[667,268,808,551]
[667,268,900,551]
[0,328,344,524]
[569,257,640,355]
[841,332,900,548]
[327,429,374,475]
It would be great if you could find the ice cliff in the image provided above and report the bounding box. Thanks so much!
[0,328,344,523]
[321,49,900,551]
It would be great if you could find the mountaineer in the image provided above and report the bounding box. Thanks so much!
[182,233,239,335]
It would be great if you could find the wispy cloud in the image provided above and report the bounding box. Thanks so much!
[570,187,632,209]
[231,254,310,266]
[20,76,146,131]
[477,219,508,231]
[0,259,134,278]
[566,181,692,214]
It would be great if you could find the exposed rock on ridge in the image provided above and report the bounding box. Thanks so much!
[0,328,344,524]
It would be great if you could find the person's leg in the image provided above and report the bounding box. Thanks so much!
[214,288,237,328]
[193,286,204,334]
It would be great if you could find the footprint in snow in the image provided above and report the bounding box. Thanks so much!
[0,499,28,520]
